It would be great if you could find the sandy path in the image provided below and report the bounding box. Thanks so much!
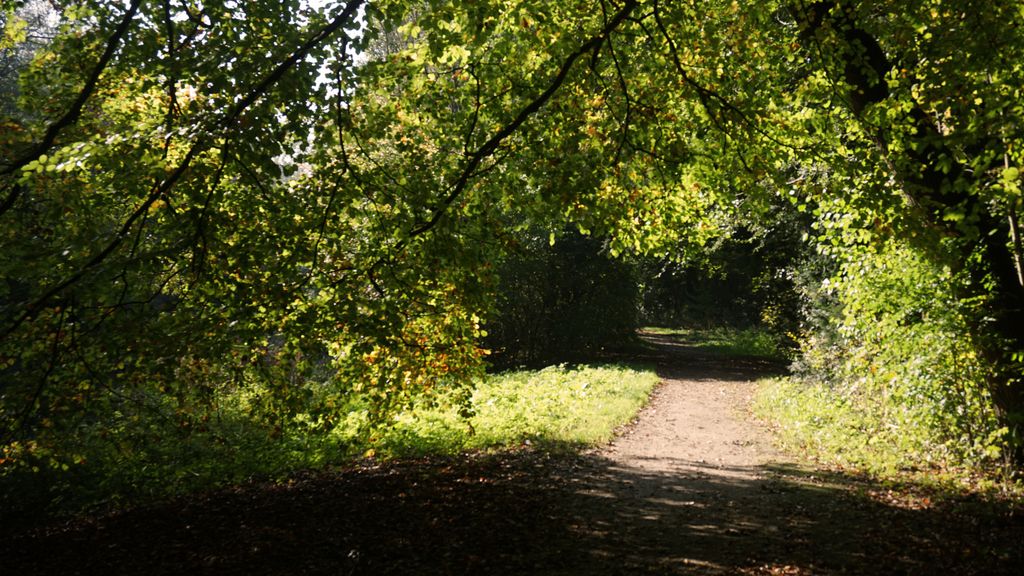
[556,335,810,574]
[599,362,782,479]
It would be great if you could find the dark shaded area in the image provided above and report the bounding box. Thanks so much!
[630,331,790,378]
[2,451,578,576]
[640,251,768,329]
[638,219,807,353]
[4,449,1021,575]
[563,457,1024,575]
[485,230,640,368]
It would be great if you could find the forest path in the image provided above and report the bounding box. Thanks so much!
[553,331,1020,575]
[565,331,804,573]
[6,332,1021,575]
[555,332,866,574]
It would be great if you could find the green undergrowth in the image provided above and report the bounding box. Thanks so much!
[752,239,1023,499]
[754,377,1022,497]
[643,326,787,359]
[364,363,659,457]
[2,363,658,524]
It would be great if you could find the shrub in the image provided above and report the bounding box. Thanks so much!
[761,239,1007,472]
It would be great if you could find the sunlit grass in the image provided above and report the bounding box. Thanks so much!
[753,377,1024,498]
[642,326,785,359]
[2,363,660,522]
[355,363,660,457]
[753,376,914,474]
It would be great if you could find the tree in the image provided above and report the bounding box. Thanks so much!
[1,0,1023,484]
[0,0,385,475]
[0,0,57,118]
[791,1,1024,447]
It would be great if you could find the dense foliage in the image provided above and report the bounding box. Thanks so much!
[1,359,656,521]
[760,238,1008,472]
[638,209,805,347]
[2,0,1024,511]
[485,230,639,367]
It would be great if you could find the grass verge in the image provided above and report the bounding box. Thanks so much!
[753,376,1022,499]
[2,363,659,524]
[366,363,660,457]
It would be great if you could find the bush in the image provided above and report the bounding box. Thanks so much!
[637,220,804,352]
[760,239,1007,473]
[0,363,659,524]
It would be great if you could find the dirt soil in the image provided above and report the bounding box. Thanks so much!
[4,332,1022,575]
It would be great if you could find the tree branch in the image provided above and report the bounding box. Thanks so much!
[0,0,143,216]
[1,0,366,341]
[222,0,365,130]
[408,0,639,238]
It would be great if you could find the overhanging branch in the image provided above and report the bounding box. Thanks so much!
[0,0,365,341]
[407,0,639,238]
[0,0,143,217]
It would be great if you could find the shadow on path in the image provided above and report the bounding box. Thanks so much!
[6,452,1020,576]
[558,455,1022,575]
[625,331,790,382]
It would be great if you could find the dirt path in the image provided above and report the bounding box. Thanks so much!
[565,334,799,573]
[5,333,1021,575]
[554,333,1021,575]
[552,334,866,574]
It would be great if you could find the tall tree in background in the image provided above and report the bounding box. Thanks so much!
[0,0,56,117]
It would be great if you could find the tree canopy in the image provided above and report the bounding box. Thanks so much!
[2,0,1023,493]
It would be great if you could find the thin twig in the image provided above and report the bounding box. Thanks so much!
[408,0,639,238]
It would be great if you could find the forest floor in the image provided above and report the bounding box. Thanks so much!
[5,332,1023,575]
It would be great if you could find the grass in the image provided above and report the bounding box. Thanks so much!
[753,376,1023,498]
[354,363,660,457]
[642,326,786,359]
[753,376,913,474]
[2,363,660,523]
